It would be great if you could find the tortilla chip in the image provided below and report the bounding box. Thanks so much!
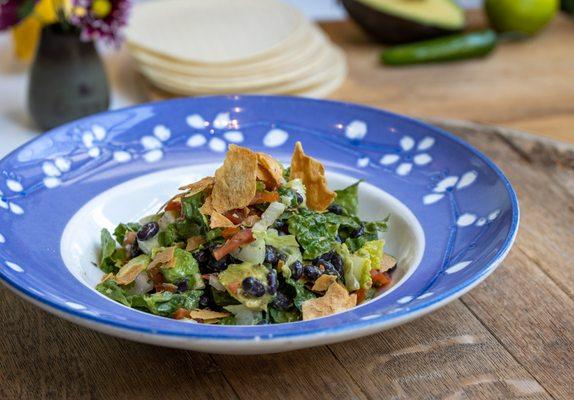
[199,194,214,215]
[302,282,357,321]
[311,274,337,292]
[100,272,114,283]
[380,253,397,272]
[116,259,148,285]
[147,246,176,274]
[189,309,231,321]
[186,236,206,252]
[256,152,284,189]
[289,142,336,211]
[179,176,215,194]
[210,211,236,228]
[211,145,258,213]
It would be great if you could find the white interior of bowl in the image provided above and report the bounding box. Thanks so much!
[61,165,425,304]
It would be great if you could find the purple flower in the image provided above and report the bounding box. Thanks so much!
[68,0,131,45]
[0,0,37,30]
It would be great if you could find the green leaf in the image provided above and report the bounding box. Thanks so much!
[211,287,240,307]
[161,248,201,286]
[345,220,388,253]
[269,307,301,323]
[286,278,316,310]
[142,290,202,317]
[96,280,131,306]
[113,223,141,244]
[287,209,339,260]
[158,224,178,247]
[99,228,118,273]
[333,180,362,215]
[181,192,208,231]
[206,228,223,243]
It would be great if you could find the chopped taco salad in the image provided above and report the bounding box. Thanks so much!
[96,142,397,325]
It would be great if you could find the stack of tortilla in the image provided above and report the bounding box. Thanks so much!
[126,0,347,98]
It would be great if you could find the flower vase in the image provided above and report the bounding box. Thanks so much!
[28,24,110,131]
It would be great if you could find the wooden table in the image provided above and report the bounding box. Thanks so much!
[325,13,574,145]
[2,15,574,400]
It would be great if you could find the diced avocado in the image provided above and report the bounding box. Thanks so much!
[341,0,465,44]
[218,262,273,311]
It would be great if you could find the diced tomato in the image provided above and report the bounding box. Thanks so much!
[227,281,240,295]
[371,270,391,288]
[222,226,240,239]
[224,209,248,225]
[249,191,279,205]
[212,228,255,260]
[165,200,182,213]
[356,288,367,304]
[173,308,189,320]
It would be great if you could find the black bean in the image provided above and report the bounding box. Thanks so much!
[295,192,304,205]
[128,241,143,258]
[276,251,287,262]
[303,265,322,282]
[208,257,229,272]
[318,260,339,277]
[137,222,159,241]
[327,204,344,215]
[242,277,266,297]
[350,222,365,238]
[194,248,211,265]
[329,252,344,276]
[290,260,303,280]
[198,294,210,308]
[264,245,277,265]
[176,279,189,293]
[267,270,278,295]
[271,291,292,311]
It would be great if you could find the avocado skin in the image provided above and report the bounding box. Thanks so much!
[342,0,463,45]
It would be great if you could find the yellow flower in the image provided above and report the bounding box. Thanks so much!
[92,0,112,19]
[11,0,70,61]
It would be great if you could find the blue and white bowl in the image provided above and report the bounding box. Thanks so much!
[0,96,518,354]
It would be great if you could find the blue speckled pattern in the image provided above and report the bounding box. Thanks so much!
[0,95,519,343]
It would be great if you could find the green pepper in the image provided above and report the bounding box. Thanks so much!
[381,30,498,66]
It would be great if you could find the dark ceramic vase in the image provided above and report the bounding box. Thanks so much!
[28,24,110,131]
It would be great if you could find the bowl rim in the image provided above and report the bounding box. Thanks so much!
[0,95,520,344]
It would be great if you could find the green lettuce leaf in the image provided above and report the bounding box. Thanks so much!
[161,248,201,287]
[140,290,202,317]
[269,307,301,323]
[113,222,141,244]
[333,180,361,215]
[288,209,339,260]
[286,278,316,310]
[345,220,388,253]
[99,228,121,273]
[356,239,385,271]
[96,280,131,306]
[181,192,208,232]
[336,243,372,292]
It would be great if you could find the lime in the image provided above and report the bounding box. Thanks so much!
[485,0,558,36]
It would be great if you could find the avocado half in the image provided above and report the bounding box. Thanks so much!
[342,0,466,45]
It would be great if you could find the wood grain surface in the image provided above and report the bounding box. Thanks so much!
[324,13,574,145]
[1,120,573,400]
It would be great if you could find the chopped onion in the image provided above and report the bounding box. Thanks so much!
[231,237,265,264]
[252,201,286,233]
[158,210,178,230]
[127,272,153,295]
[208,274,226,292]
